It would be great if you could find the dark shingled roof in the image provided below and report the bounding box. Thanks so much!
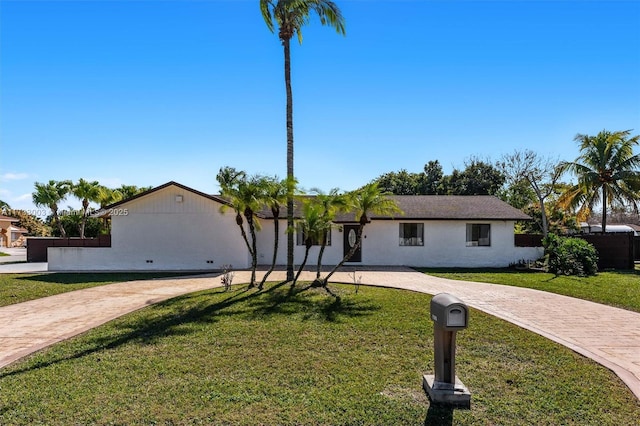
[95,181,530,222]
[262,195,531,222]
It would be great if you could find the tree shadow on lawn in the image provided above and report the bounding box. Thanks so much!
[0,280,380,379]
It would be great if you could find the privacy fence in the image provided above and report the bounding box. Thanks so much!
[27,235,112,262]
[516,232,637,270]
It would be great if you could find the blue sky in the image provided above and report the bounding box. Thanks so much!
[1,0,639,214]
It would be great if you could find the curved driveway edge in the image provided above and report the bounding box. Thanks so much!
[0,267,639,401]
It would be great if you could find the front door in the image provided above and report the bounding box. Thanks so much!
[343,224,362,262]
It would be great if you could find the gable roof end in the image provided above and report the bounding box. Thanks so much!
[92,181,232,218]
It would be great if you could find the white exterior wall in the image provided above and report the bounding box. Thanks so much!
[363,220,542,267]
[48,186,250,271]
[256,219,543,268]
[255,221,345,268]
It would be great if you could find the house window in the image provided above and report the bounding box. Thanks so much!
[399,223,424,246]
[296,226,331,246]
[466,224,491,247]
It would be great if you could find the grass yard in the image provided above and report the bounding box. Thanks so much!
[0,252,10,257]
[420,268,640,313]
[0,273,201,307]
[0,282,638,425]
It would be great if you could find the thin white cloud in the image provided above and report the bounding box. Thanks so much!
[0,172,29,181]
[15,193,32,202]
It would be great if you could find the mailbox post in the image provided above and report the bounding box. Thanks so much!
[423,293,471,408]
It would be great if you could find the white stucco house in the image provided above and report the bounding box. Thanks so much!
[47,181,543,271]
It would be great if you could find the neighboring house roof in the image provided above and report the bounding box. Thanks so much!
[9,226,28,233]
[0,215,19,222]
[93,181,232,218]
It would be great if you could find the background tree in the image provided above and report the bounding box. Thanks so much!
[71,179,102,239]
[320,183,401,287]
[558,129,640,232]
[118,184,152,200]
[50,212,103,238]
[372,169,423,195]
[499,150,564,237]
[261,0,346,282]
[0,200,9,212]
[442,158,505,195]
[420,160,446,194]
[8,209,52,236]
[32,180,72,237]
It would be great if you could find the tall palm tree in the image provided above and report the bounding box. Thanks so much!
[320,183,401,286]
[260,0,346,282]
[559,129,640,233]
[259,176,294,289]
[71,179,102,238]
[32,180,72,237]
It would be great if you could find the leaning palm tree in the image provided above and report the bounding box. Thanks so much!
[319,183,401,286]
[217,168,267,288]
[71,179,102,239]
[309,187,348,279]
[260,0,346,282]
[558,129,640,233]
[32,180,72,237]
[259,176,294,289]
[293,200,331,285]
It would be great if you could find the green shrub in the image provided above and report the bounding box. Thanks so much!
[543,233,598,276]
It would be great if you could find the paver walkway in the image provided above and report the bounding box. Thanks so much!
[0,267,639,401]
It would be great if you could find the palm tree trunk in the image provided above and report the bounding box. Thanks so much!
[80,199,90,239]
[316,231,328,279]
[321,224,364,285]
[294,245,311,285]
[601,186,607,233]
[245,211,258,287]
[235,214,255,286]
[259,213,280,290]
[284,37,295,282]
[52,208,66,238]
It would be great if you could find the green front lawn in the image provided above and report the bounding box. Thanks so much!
[0,273,203,307]
[420,268,640,313]
[1,283,638,425]
[0,252,10,257]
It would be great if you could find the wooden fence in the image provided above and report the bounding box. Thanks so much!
[515,232,636,270]
[27,235,111,262]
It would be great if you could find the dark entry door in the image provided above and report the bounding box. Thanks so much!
[343,225,362,262]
